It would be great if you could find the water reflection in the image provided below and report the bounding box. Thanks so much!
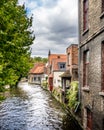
[0,82,82,130]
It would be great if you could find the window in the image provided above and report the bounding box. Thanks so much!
[38,77,40,81]
[59,63,66,70]
[83,0,89,31]
[102,0,104,12]
[67,53,70,65]
[86,108,92,130]
[73,69,78,80]
[58,79,61,82]
[101,42,104,91]
[102,118,104,130]
[83,50,89,87]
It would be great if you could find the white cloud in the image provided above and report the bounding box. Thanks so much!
[18,0,78,57]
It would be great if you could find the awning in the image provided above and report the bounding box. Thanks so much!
[60,70,71,78]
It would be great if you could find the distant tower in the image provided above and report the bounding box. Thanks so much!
[48,50,51,56]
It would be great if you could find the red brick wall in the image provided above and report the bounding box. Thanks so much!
[66,45,78,70]
[66,44,78,80]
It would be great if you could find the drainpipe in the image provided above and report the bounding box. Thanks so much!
[78,0,81,105]
[74,0,81,113]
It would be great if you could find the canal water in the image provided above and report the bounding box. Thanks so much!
[0,82,82,130]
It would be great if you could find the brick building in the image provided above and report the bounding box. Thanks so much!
[28,63,46,84]
[79,0,104,130]
[47,51,66,91]
[66,44,78,81]
[60,44,78,103]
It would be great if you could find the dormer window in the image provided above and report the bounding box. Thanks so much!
[58,62,66,70]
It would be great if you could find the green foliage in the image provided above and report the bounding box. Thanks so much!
[66,81,79,110]
[0,86,5,92]
[0,95,6,101]
[53,88,61,98]
[0,0,35,87]
[32,57,48,63]
[29,56,48,69]
[42,80,48,89]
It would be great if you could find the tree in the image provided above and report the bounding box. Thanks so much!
[0,0,35,87]
[33,57,48,63]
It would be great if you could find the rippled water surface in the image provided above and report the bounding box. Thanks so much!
[0,82,82,130]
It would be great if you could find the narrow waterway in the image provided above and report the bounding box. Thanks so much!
[0,82,82,130]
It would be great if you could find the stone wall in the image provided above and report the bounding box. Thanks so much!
[80,32,104,130]
[80,0,104,44]
[79,0,104,129]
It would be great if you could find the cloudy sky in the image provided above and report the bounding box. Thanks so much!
[18,0,78,57]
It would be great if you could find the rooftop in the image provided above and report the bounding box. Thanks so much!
[29,63,45,74]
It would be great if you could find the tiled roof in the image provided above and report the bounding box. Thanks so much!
[52,58,66,71]
[48,54,66,65]
[47,54,67,72]
[29,63,45,74]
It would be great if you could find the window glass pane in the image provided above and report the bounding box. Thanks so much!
[59,63,66,69]
[38,77,40,81]
[85,0,88,10]
[86,50,89,63]
[83,50,89,86]
[85,64,89,85]
[67,53,70,65]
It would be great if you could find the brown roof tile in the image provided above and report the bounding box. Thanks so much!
[48,54,66,65]
[52,58,66,71]
[29,63,45,74]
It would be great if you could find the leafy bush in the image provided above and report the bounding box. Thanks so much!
[0,86,5,92]
[42,80,48,89]
[0,95,6,101]
[66,81,79,111]
[52,87,62,102]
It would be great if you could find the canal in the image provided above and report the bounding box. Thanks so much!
[0,82,82,130]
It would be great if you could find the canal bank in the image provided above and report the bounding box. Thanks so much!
[41,82,83,130]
